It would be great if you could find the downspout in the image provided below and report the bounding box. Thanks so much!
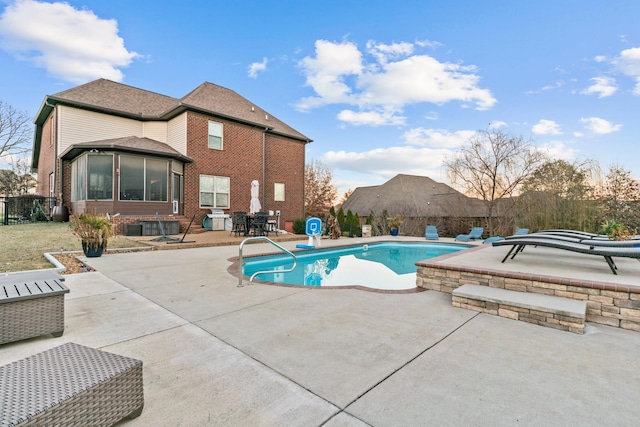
[262,127,267,209]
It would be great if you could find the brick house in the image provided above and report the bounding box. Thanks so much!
[31,79,311,234]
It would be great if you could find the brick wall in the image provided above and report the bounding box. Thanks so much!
[185,112,306,226]
[416,262,640,332]
[35,115,55,198]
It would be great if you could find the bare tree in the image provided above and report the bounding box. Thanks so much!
[337,188,353,207]
[0,157,36,195]
[601,164,640,229]
[0,101,31,159]
[305,160,337,219]
[519,159,599,231]
[445,129,547,235]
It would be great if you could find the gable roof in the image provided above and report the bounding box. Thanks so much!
[36,79,311,142]
[341,174,486,218]
[180,82,309,141]
[32,79,312,169]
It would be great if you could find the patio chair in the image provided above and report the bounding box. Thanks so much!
[250,212,269,236]
[455,227,484,242]
[492,236,640,274]
[425,225,439,240]
[231,212,247,237]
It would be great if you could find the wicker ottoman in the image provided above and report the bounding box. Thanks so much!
[0,271,69,345]
[0,342,144,426]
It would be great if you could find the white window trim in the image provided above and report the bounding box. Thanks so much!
[274,182,285,201]
[208,120,223,150]
[199,174,230,209]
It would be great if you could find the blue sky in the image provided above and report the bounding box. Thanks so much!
[1,0,640,196]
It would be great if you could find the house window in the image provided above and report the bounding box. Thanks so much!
[145,158,168,201]
[200,175,230,208]
[71,154,113,201]
[71,155,86,201]
[208,121,223,150]
[49,173,54,198]
[87,155,113,200]
[119,155,168,201]
[274,183,285,201]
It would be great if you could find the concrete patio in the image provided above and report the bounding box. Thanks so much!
[1,235,639,426]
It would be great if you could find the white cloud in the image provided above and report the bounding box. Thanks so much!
[248,57,268,78]
[594,55,607,63]
[366,40,414,64]
[581,76,617,98]
[296,39,496,124]
[403,128,475,148]
[0,0,139,83]
[541,81,565,91]
[538,140,577,160]
[613,47,640,94]
[532,119,562,135]
[580,117,622,134]
[322,145,453,177]
[297,39,363,109]
[488,121,507,129]
[415,39,443,49]
[337,109,405,126]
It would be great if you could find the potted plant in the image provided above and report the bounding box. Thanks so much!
[71,211,113,257]
[387,215,403,236]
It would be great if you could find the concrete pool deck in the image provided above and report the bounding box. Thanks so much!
[1,235,639,425]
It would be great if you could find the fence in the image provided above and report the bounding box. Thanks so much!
[1,195,56,225]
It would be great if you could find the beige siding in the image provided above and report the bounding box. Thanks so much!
[168,112,187,155]
[58,106,143,152]
[142,121,168,143]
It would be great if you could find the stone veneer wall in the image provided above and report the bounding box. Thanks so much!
[416,260,640,333]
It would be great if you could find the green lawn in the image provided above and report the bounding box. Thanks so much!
[0,222,146,272]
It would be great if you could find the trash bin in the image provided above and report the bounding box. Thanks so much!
[362,225,372,238]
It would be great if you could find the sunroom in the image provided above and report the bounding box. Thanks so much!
[60,136,193,218]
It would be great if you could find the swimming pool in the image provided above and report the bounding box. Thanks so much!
[242,242,467,290]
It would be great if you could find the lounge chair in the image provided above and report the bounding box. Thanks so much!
[537,229,640,241]
[455,227,484,242]
[492,236,640,274]
[483,228,528,244]
[425,225,439,240]
[483,236,504,244]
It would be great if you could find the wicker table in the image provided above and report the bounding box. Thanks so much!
[0,271,69,345]
[0,342,144,426]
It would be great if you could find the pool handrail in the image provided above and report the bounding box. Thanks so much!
[238,236,297,287]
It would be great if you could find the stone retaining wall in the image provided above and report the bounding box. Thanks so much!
[416,262,640,333]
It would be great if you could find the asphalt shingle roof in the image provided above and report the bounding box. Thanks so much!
[341,174,486,218]
[45,79,311,142]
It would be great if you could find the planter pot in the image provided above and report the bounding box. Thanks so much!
[285,221,294,233]
[390,228,399,236]
[82,242,104,257]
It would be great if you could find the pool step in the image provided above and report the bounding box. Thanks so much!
[452,284,587,334]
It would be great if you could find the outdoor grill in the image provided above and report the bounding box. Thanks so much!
[203,209,231,231]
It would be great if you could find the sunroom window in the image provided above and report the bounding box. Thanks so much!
[71,154,113,201]
[119,155,168,201]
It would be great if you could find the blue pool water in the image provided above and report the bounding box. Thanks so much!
[242,242,467,290]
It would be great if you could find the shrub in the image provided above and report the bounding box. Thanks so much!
[293,218,307,234]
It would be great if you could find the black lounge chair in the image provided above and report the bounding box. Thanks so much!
[492,236,640,274]
[505,233,640,248]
